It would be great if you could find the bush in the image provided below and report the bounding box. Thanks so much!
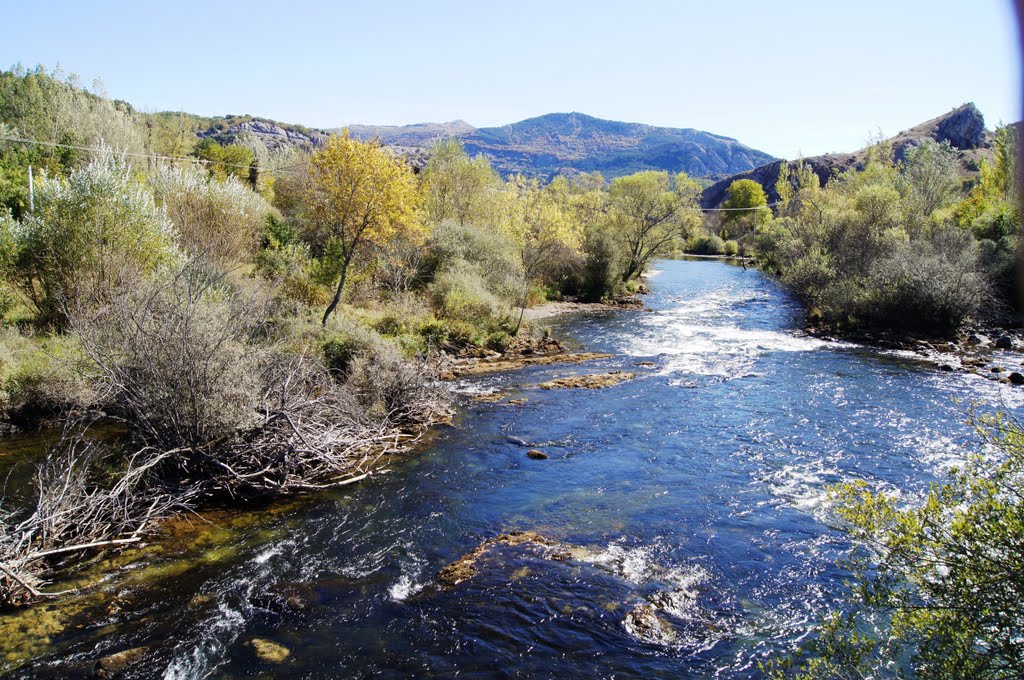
[424,220,523,300]
[70,262,266,449]
[430,263,514,330]
[150,164,273,262]
[0,330,94,427]
[689,234,726,255]
[723,239,740,256]
[575,226,624,302]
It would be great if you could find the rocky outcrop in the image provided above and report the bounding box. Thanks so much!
[935,103,986,150]
[437,531,564,586]
[198,119,329,150]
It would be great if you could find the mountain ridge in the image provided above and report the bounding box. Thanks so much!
[700,103,993,208]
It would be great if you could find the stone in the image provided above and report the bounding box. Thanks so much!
[94,647,149,679]
[1009,372,1024,385]
[247,638,290,663]
[967,334,990,346]
[622,603,678,645]
[991,366,1004,373]
[526,449,548,460]
[995,335,1015,349]
[535,372,637,390]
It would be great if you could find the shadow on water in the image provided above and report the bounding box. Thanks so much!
[3,259,1021,679]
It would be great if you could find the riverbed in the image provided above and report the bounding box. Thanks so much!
[3,259,1021,678]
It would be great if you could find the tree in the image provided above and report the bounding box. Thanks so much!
[304,133,425,326]
[420,139,499,226]
[900,139,962,221]
[608,170,700,281]
[15,151,179,326]
[720,178,768,236]
[772,413,1024,678]
[498,175,582,333]
[150,164,273,263]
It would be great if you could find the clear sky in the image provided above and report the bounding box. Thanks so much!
[2,0,1020,159]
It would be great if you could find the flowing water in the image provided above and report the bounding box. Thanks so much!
[4,259,1023,678]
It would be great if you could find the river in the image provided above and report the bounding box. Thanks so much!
[4,258,1022,678]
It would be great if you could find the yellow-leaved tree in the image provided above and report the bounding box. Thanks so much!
[499,174,583,333]
[304,133,425,325]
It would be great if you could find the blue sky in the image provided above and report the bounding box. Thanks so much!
[2,0,1019,159]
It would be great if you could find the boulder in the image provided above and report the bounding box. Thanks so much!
[995,335,1015,349]
[1009,372,1024,385]
[526,449,548,460]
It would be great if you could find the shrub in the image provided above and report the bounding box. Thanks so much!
[430,263,514,330]
[150,164,273,262]
[485,331,512,353]
[690,234,726,255]
[723,239,740,256]
[424,220,523,300]
[70,262,265,449]
[0,330,94,427]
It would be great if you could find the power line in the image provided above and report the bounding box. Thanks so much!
[0,133,309,174]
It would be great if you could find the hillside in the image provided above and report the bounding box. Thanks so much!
[338,112,776,179]
[700,103,992,208]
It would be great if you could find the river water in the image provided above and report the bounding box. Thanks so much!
[6,259,1023,678]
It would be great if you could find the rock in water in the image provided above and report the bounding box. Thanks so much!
[247,638,290,663]
[94,647,150,678]
[622,603,678,646]
[1009,372,1024,385]
[995,335,1015,349]
[526,449,548,460]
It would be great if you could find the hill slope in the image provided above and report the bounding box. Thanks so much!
[340,112,776,179]
[700,103,991,208]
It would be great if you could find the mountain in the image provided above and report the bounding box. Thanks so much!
[339,112,777,179]
[342,120,476,147]
[700,103,992,208]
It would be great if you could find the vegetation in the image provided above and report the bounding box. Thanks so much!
[753,134,1017,335]
[0,67,698,607]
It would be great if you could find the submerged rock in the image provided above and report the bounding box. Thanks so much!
[447,352,614,379]
[535,372,637,390]
[526,449,548,460]
[247,638,290,663]
[437,531,562,586]
[94,647,150,679]
[623,603,678,646]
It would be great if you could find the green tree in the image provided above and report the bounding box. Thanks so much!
[14,151,180,326]
[304,133,425,326]
[499,174,582,333]
[608,170,700,281]
[420,139,499,226]
[720,178,768,236]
